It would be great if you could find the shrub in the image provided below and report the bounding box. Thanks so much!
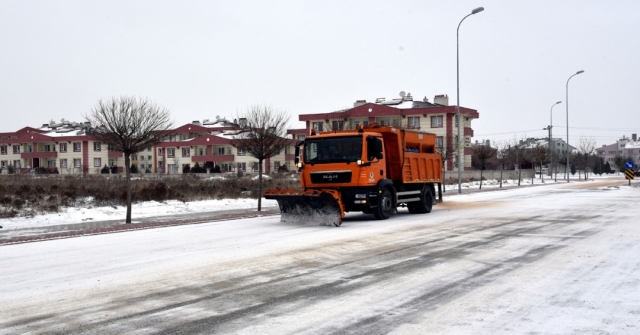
[101,165,110,174]
[191,163,205,173]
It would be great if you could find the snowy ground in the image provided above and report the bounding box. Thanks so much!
[0,174,638,334]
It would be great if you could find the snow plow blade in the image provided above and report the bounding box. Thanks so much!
[264,188,345,227]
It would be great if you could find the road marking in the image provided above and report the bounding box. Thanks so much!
[516,233,584,238]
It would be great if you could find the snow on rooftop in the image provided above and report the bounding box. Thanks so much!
[625,141,640,149]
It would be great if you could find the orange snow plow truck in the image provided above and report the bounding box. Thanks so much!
[264,123,443,226]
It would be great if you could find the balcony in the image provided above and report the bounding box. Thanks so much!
[108,151,123,158]
[191,154,234,162]
[21,151,57,159]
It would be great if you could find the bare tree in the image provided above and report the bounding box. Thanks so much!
[493,141,510,188]
[471,144,496,189]
[577,136,596,179]
[506,140,526,186]
[531,143,547,183]
[233,105,291,211]
[436,134,456,192]
[85,96,173,223]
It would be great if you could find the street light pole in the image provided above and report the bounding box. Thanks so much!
[549,101,561,181]
[565,70,584,183]
[456,6,484,194]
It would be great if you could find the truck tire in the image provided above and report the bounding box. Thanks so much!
[409,186,433,214]
[374,188,394,220]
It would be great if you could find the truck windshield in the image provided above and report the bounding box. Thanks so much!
[304,136,363,163]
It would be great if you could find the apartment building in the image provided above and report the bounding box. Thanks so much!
[0,118,296,175]
[597,134,640,164]
[297,93,479,171]
[154,119,295,174]
[0,120,112,174]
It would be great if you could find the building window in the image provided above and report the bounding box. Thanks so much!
[94,142,101,151]
[182,148,190,157]
[331,120,343,130]
[431,116,443,128]
[392,119,399,127]
[148,155,152,161]
[60,159,67,168]
[1,160,7,168]
[167,164,176,174]
[297,135,305,141]
[274,161,280,171]
[12,145,20,154]
[158,148,163,155]
[59,143,67,152]
[73,142,81,152]
[44,144,55,152]
[312,122,323,132]
[167,148,175,158]
[217,147,226,155]
[238,148,245,156]
[0,146,6,155]
[363,120,369,127]
[47,160,56,168]
[13,160,21,169]
[408,116,420,129]
[73,159,81,168]
[455,115,459,127]
[436,136,444,148]
[237,162,246,171]
[379,119,388,126]
[94,158,101,167]
[169,135,177,142]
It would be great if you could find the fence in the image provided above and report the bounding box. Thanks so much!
[444,169,535,182]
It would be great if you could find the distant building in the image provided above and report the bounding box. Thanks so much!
[597,134,640,164]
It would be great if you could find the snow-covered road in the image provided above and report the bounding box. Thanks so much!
[1,180,639,334]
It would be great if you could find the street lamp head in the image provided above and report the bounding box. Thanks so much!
[556,101,562,105]
[472,7,485,14]
[576,70,584,74]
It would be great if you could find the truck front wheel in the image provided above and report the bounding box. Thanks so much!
[374,188,394,220]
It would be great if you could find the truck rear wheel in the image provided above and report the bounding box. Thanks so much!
[374,188,394,220]
[409,186,433,214]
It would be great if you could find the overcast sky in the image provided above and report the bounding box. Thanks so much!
[1,0,638,147]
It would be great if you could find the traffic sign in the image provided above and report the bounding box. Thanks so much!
[625,169,634,181]
[625,161,635,169]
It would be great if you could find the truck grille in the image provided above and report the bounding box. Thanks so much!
[310,171,352,183]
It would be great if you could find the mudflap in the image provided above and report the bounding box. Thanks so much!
[264,188,345,227]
